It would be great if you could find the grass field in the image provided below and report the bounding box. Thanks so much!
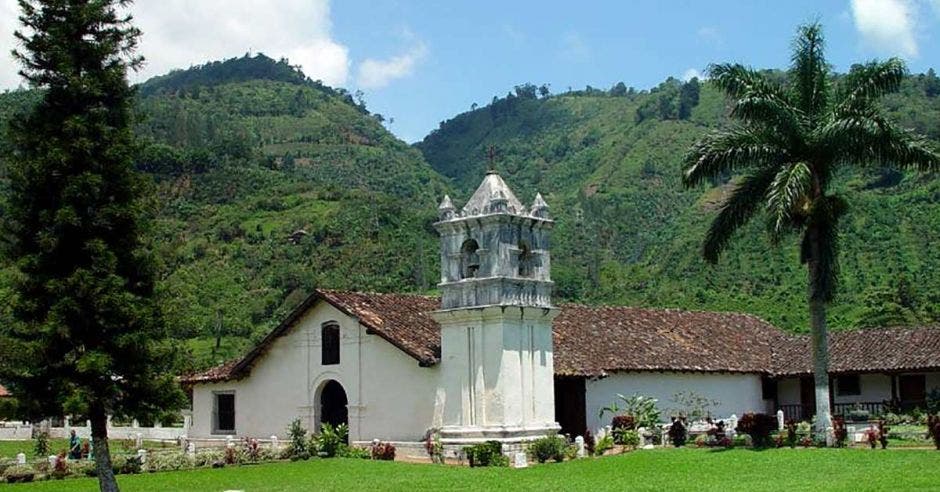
[3,448,939,491]
[0,440,175,461]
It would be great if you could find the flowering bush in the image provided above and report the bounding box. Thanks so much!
[371,441,396,461]
[243,438,261,462]
[146,451,194,472]
[51,452,69,479]
[832,417,848,448]
[668,418,688,447]
[735,413,778,447]
[928,415,940,450]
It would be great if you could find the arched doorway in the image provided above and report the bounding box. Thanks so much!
[319,380,348,435]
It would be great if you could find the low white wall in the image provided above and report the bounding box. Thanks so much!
[0,423,186,441]
[585,371,770,433]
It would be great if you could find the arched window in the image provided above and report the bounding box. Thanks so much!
[518,241,535,278]
[460,239,480,279]
[321,322,340,365]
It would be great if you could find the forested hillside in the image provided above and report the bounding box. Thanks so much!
[417,74,940,333]
[0,55,446,371]
[1,55,938,371]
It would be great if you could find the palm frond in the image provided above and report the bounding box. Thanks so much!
[707,63,801,134]
[702,166,778,263]
[790,23,829,120]
[683,128,788,188]
[800,195,847,302]
[821,111,940,172]
[766,162,812,234]
[834,58,906,113]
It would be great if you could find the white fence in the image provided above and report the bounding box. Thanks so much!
[0,416,190,441]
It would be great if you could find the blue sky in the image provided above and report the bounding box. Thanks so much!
[1,0,939,142]
[331,0,940,142]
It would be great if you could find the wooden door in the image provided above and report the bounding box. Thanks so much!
[554,377,586,438]
[799,376,816,421]
[899,375,926,410]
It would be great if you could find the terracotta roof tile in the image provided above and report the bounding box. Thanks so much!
[772,326,940,375]
[179,291,940,384]
[553,304,784,376]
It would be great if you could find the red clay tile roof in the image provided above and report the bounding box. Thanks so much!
[771,326,940,375]
[0,385,9,398]
[553,304,785,376]
[180,290,940,384]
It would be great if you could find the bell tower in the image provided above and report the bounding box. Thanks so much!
[432,171,560,444]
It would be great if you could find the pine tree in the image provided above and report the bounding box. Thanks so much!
[1,2,183,490]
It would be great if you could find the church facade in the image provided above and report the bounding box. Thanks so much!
[184,173,940,445]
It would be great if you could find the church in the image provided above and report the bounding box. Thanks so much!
[183,172,940,445]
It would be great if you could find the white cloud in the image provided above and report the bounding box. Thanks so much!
[850,0,918,57]
[356,41,427,89]
[559,32,590,62]
[0,0,351,89]
[682,68,706,82]
[696,27,722,48]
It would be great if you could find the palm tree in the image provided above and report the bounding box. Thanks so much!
[682,23,939,439]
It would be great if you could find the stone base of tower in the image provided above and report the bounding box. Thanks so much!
[438,422,561,446]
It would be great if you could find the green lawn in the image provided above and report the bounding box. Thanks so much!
[0,440,175,460]
[4,448,940,491]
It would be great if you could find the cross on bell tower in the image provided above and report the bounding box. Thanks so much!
[432,171,559,445]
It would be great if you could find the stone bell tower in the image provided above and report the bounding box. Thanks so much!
[432,171,560,444]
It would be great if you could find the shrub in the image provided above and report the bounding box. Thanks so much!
[926,389,940,415]
[864,427,880,449]
[146,451,194,472]
[732,434,749,448]
[928,415,940,450]
[528,435,566,463]
[3,465,36,484]
[611,414,636,432]
[668,418,687,447]
[583,430,595,455]
[735,413,777,448]
[342,446,371,459]
[832,417,848,448]
[224,446,244,465]
[464,441,507,467]
[694,434,708,447]
[34,431,49,457]
[425,430,444,464]
[371,441,396,461]
[49,452,69,479]
[287,418,309,460]
[315,423,349,458]
[846,409,870,423]
[620,430,641,447]
[243,438,261,462]
[113,455,142,475]
[594,435,614,456]
[194,449,224,468]
[785,420,798,448]
[877,421,889,449]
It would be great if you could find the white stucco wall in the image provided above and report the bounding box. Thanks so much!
[190,301,438,441]
[776,371,940,408]
[584,372,770,433]
[832,374,891,404]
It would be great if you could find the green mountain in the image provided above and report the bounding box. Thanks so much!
[1,57,938,371]
[0,54,446,370]
[417,77,940,333]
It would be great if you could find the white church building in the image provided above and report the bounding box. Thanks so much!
[183,172,940,445]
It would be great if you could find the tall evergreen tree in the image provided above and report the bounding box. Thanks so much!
[1,1,182,490]
[682,23,939,440]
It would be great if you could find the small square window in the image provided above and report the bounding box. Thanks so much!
[836,375,861,396]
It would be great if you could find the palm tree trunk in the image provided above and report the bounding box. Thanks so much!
[809,297,832,441]
[90,407,119,492]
